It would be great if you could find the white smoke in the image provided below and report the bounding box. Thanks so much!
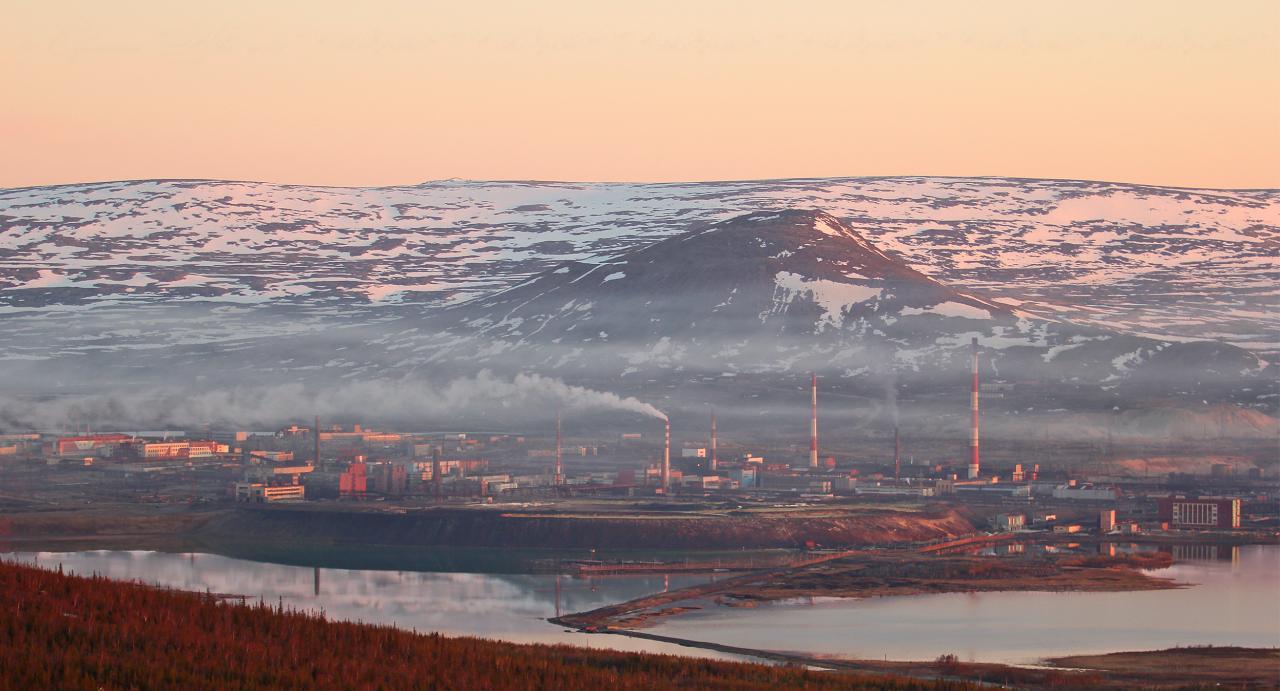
[884,375,899,426]
[0,371,666,432]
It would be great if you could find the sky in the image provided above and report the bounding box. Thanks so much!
[3,1,1277,189]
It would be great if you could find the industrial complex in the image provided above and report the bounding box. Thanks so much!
[1,338,1274,546]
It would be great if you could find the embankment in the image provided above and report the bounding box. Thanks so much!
[198,504,977,550]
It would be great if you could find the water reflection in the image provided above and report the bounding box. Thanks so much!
[975,540,1242,564]
[5,550,725,658]
[648,545,1280,665]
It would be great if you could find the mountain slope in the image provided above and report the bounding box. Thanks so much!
[1,177,1276,368]
[0,208,1268,435]
[411,211,1261,398]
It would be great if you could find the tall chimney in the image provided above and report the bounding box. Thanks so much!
[968,337,981,480]
[710,413,718,472]
[894,425,901,483]
[555,409,563,487]
[432,446,442,500]
[314,415,321,471]
[810,373,819,469]
[662,418,671,491]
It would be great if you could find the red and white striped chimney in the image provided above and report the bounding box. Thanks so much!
[662,418,671,490]
[968,337,981,479]
[810,373,819,469]
[554,409,563,487]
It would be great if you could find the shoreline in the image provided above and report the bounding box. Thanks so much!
[7,534,1276,686]
[552,547,1183,631]
[590,628,1280,688]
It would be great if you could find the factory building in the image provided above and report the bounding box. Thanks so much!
[140,440,229,459]
[208,430,249,446]
[727,467,757,488]
[234,482,306,502]
[249,450,294,463]
[368,462,408,496]
[954,483,1031,498]
[1051,484,1119,501]
[339,463,368,498]
[761,472,831,493]
[854,484,935,497]
[993,513,1026,531]
[680,475,735,490]
[320,425,403,444]
[1157,496,1241,529]
[236,461,312,502]
[55,434,133,457]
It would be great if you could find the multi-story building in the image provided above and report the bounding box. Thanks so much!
[1099,509,1117,533]
[1157,496,1241,529]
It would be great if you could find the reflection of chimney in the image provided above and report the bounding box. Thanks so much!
[968,337,981,480]
[710,413,718,472]
[894,426,901,483]
[555,410,563,486]
[810,373,819,469]
[662,418,671,491]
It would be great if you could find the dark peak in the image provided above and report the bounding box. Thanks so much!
[709,209,865,242]
[681,208,904,273]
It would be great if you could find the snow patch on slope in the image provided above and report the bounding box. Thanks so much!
[901,301,992,320]
[769,272,882,329]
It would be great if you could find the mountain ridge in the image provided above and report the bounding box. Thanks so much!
[0,178,1274,421]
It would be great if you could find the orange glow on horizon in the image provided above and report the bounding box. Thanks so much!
[2,1,1277,189]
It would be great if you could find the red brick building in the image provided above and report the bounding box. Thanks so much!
[1157,496,1241,529]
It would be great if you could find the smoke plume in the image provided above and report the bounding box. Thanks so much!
[0,371,666,432]
[883,375,899,426]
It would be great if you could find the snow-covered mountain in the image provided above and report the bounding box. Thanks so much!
[0,177,1274,430]
[1,176,1276,370]
[407,210,1263,396]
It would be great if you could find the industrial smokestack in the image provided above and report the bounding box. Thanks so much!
[710,412,718,472]
[555,409,563,487]
[968,337,981,480]
[810,373,819,469]
[663,418,671,491]
[432,446,442,500]
[314,415,321,471]
[894,425,901,483]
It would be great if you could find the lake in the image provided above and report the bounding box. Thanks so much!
[6,543,1278,665]
[646,544,1280,664]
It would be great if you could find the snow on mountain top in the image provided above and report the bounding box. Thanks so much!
[0,176,1276,360]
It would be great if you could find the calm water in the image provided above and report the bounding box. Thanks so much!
[648,544,1280,664]
[7,545,1278,665]
[4,550,731,659]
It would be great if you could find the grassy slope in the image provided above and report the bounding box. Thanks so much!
[0,560,966,690]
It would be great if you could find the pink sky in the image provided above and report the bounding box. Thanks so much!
[3,1,1277,189]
